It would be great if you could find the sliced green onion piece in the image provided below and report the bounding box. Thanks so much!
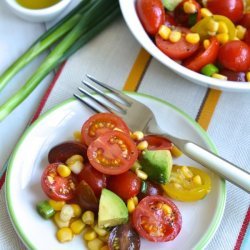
[201,64,219,76]
[37,200,55,219]
[188,13,198,27]
[141,181,148,194]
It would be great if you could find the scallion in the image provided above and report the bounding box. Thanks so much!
[201,64,219,76]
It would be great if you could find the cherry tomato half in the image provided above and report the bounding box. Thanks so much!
[155,27,200,60]
[136,0,165,36]
[161,165,211,202]
[184,37,219,72]
[239,13,250,29]
[77,163,107,198]
[132,195,182,242]
[107,171,141,200]
[218,40,250,72]
[81,113,130,146]
[87,131,138,175]
[220,69,246,82]
[41,163,77,201]
[206,0,244,23]
[143,135,173,150]
[244,29,250,46]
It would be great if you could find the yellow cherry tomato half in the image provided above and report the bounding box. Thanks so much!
[161,165,212,202]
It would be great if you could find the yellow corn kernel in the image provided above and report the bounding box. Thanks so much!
[200,8,212,17]
[49,199,65,211]
[236,25,247,40]
[162,204,172,214]
[57,164,71,178]
[183,1,197,14]
[169,31,182,43]
[193,175,202,185]
[131,131,144,141]
[93,225,108,237]
[73,130,82,142]
[181,166,193,179]
[100,246,109,250]
[135,169,148,180]
[170,145,183,158]
[133,196,138,206]
[207,19,219,33]
[137,140,148,151]
[216,33,229,44]
[127,198,136,213]
[66,154,84,165]
[87,238,104,250]
[68,161,84,174]
[84,230,97,241]
[246,72,250,82]
[56,227,73,243]
[60,204,74,222]
[70,219,85,234]
[158,25,171,40]
[218,21,228,34]
[71,204,82,218]
[54,212,70,228]
[82,210,95,225]
[185,33,200,44]
[212,73,228,80]
[203,39,211,49]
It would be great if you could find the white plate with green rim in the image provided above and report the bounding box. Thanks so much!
[6,93,226,250]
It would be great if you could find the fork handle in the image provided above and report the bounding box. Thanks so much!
[182,142,250,193]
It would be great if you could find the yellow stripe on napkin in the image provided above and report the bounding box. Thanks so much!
[123,48,151,91]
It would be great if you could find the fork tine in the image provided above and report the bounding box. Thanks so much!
[77,87,120,115]
[86,74,133,105]
[82,80,127,114]
[73,93,101,113]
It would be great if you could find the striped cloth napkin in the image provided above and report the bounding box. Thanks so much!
[0,12,249,250]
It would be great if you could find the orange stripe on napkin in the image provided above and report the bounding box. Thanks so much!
[196,89,222,131]
[123,48,151,91]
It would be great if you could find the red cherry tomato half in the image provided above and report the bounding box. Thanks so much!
[184,37,219,72]
[132,195,182,242]
[220,69,246,82]
[81,113,130,146]
[107,171,141,200]
[164,12,177,27]
[244,29,250,46]
[41,163,77,201]
[239,13,250,29]
[143,135,173,150]
[218,40,250,72]
[87,131,138,175]
[155,27,200,60]
[77,163,107,198]
[206,0,244,23]
[136,0,165,36]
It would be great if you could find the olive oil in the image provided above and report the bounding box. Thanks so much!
[16,0,61,9]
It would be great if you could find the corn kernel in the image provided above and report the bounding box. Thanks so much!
[216,33,229,44]
[203,39,211,49]
[66,154,84,165]
[207,19,219,33]
[236,25,247,40]
[193,175,202,185]
[185,33,200,44]
[135,169,148,180]
[70,219,85,234]
[60,204,74,222]
[137,140,148,150]
[84,230,97,241]
[170,145,182,158]
[162,204,172,214]
[93,225,108,237]
[158,25,171,40]
[133,196,138,206]
[82,211,95,225]
[127,198,136,213]
[169,31,182,43]
[246,72,250,82]
[54,212,70,228]
[181,166,193,179]
[87,238,104,250]
[131,131,144,141]
[56,227,73,243]
[73,130,82,142]
[212,73,228,80]
[57,164,71,178]
[49,199,65,211]
[200,8,212,17]
[68,161,84,174]
[71,204,82,217]
[183,1,197,14]
[218,21,228,34]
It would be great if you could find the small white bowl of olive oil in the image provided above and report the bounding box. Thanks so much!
[4,0,72,22]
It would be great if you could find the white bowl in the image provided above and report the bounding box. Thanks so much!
[119,0,250,92]
[4,0,72,22]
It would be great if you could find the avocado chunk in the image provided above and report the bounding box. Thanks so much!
[140,149,173,184]
[98,189,128,228]
[163,0,183,11]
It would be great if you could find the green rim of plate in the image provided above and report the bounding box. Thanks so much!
[6,92,226,250]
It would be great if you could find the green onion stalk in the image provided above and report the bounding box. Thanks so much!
[0,0,92,93]
[0,0,120,121]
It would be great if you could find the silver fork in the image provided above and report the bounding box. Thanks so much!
[74,74,250,193]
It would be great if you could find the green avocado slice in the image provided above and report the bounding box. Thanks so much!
[163,0,183,11]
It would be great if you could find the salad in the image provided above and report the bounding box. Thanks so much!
[136,0,250,82]
[37,113,212,249]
